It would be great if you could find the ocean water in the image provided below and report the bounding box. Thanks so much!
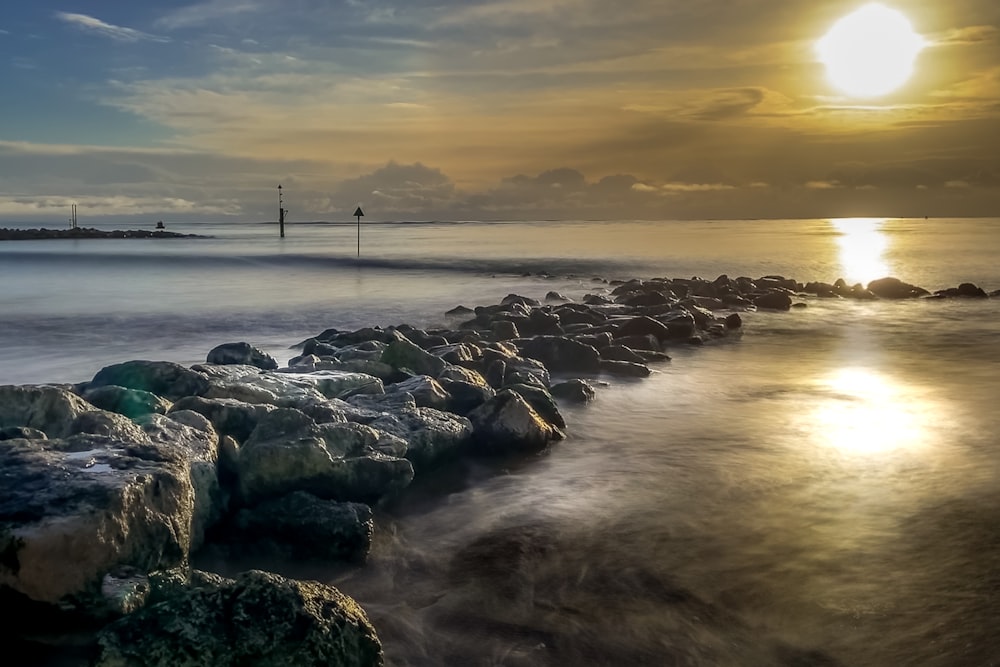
[4,218,1000,665]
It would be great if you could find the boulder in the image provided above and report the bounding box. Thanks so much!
[551,379,597,403]
[516,336,601,374]
[467,391,563,455]
[380,338,447,377]
[503,383,566,429]
[370,407,473,469]
[83,385,173,419]
[215,492,373,563]
[206,342,278,371]
[752,292,793,311]
[237,409,414,505]
[0,385,97,439]
[90,361,210,400]
[599,359,652,377]
[169,396,278,444]
[867,277,930,299]
[0,434,194,613]
[599,345,646,364]
[385,375,450,410]
[94,569,382,667]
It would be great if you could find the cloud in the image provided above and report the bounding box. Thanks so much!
[55,12,169,43]
[156,0,268,30]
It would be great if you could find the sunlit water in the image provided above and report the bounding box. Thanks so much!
[4,218,1000,666]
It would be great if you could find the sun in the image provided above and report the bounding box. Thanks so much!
[816,3,925,98]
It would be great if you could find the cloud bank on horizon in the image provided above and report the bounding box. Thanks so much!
[0,0,998,222]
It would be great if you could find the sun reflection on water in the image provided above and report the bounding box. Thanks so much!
[830,218,890,286]
[812,368,928,456]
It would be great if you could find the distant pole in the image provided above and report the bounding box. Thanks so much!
[278,184,285,238]
[354,205,365,257]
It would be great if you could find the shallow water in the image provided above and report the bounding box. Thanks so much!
[6,217,1000,665]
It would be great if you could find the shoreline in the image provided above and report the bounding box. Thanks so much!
[0,227,210,240]
[2,272,996,665]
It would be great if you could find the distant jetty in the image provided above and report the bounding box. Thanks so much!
[0,227,209,241]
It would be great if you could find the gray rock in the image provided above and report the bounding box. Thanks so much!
[370,407,473,469]
[0,385,97,439]
[753,292,792,311]
[504,383,566,429]
[386,375,450,410]
[169,396,277,444]
[94,569,382,667]
[517,336,601,374]
[381,337,448,376]
[0,434,194,612]
[599,345,646,364]
[599,359,652,377]
[206,342,278,371]
[238,409,414,505]
[91,361,210,400]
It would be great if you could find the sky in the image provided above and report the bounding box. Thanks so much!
[1,0,998,223]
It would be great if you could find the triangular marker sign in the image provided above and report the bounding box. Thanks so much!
[354,207,365,217]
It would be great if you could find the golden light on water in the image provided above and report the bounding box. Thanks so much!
[812,368,928,456]
[831,217,890,285]
[816,4,925,98]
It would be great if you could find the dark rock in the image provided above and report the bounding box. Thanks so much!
[0,385,99,439]
[753,292,792,311]
[206,342,278,370]
[545,291,570,302]
[381,337,447,377]
[217,491,373,563]
[867,277,930,299]
[369,407,473,469]
[724,313,743,329]
[467,391,563,455]
[94,569,382,667]
[612,334,661,352]
[446,305,474,316]
[599,345,646,364]
[599,360,652,377]
[934,282,989,298]
[517,336,601,374]
[169,396,277,444]
[91,361,210,401]
[385,375,450,410]
[503,383,566,429]
[615,316,671,340]
[0,426,47,440]
[491,320,520,341]
[550,379,596,403]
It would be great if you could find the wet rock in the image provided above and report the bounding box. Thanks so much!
[517,336,601,374]
[551,379,597,403]
[612,334,662,352]
[545,291,570,302]
[91,361,210,401]
[446,305,474,316]
[82,385,172,419]
[0,385,100,439]
[237,408,414,505]
[615,315,671,340]
[600,345,646,364]
[504,383,566,429]
[934,282,989,298]
[468,390,563,455]
[206,342,278,371]
[753,292,793,311]
[385,374,450,411]
[491,320,520,341]
[599,360,652,377]
[94,569,382,667]
[370,407,473,469]
[169,396,277,444]
[867,277,930,299]
[0,426,47,440]
[724,313,743,329]
[215,491,374,563]
[381,337,448,377]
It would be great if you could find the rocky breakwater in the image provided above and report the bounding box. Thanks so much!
[4,272,989,665]
[0,227,207,240]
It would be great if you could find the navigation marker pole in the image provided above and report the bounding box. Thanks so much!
[278,184,286,238]
[354,205,365,257]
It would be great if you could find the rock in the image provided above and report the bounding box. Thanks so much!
[551,379,597,403]
[94,569,382,667]
[599,345,646,364]
[169,396,278,444]
[428,343,478,364]
[205,371,382,407]
[545,291,570,302]
[70,410,149,442]
[138,413,224,552]
[753,292,793,311]
[516,336,601,374]
[467,391,563,455]
[867,277,930,299]
[0,385,97,439]
[724,313,743,329]
[0,426,47,440]
[216,492,373,563]
[91,361,210,400]
[599,359,652,377]
[519,308,563,336]
[439,378,496,415]
[370,407,473,469]
[82,385,172,419]
[0,434,194,613]
[501,294,541,308]
[384,374,450,410]
[490,320,520,341]
[381,337,447,377]
[446,305,474,316]
[612,334,661,352]
[237,409,414,505]
[190,364,265,381]
[934,282,989,298]
[504,383,566,429]
[206,342,278,371]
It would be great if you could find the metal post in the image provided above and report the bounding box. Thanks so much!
[278,184,285,238]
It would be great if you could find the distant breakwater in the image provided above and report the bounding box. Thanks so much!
[0,227,209,240]
[1,272,996,666]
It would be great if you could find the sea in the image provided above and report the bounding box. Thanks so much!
[3,217,1000,666]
